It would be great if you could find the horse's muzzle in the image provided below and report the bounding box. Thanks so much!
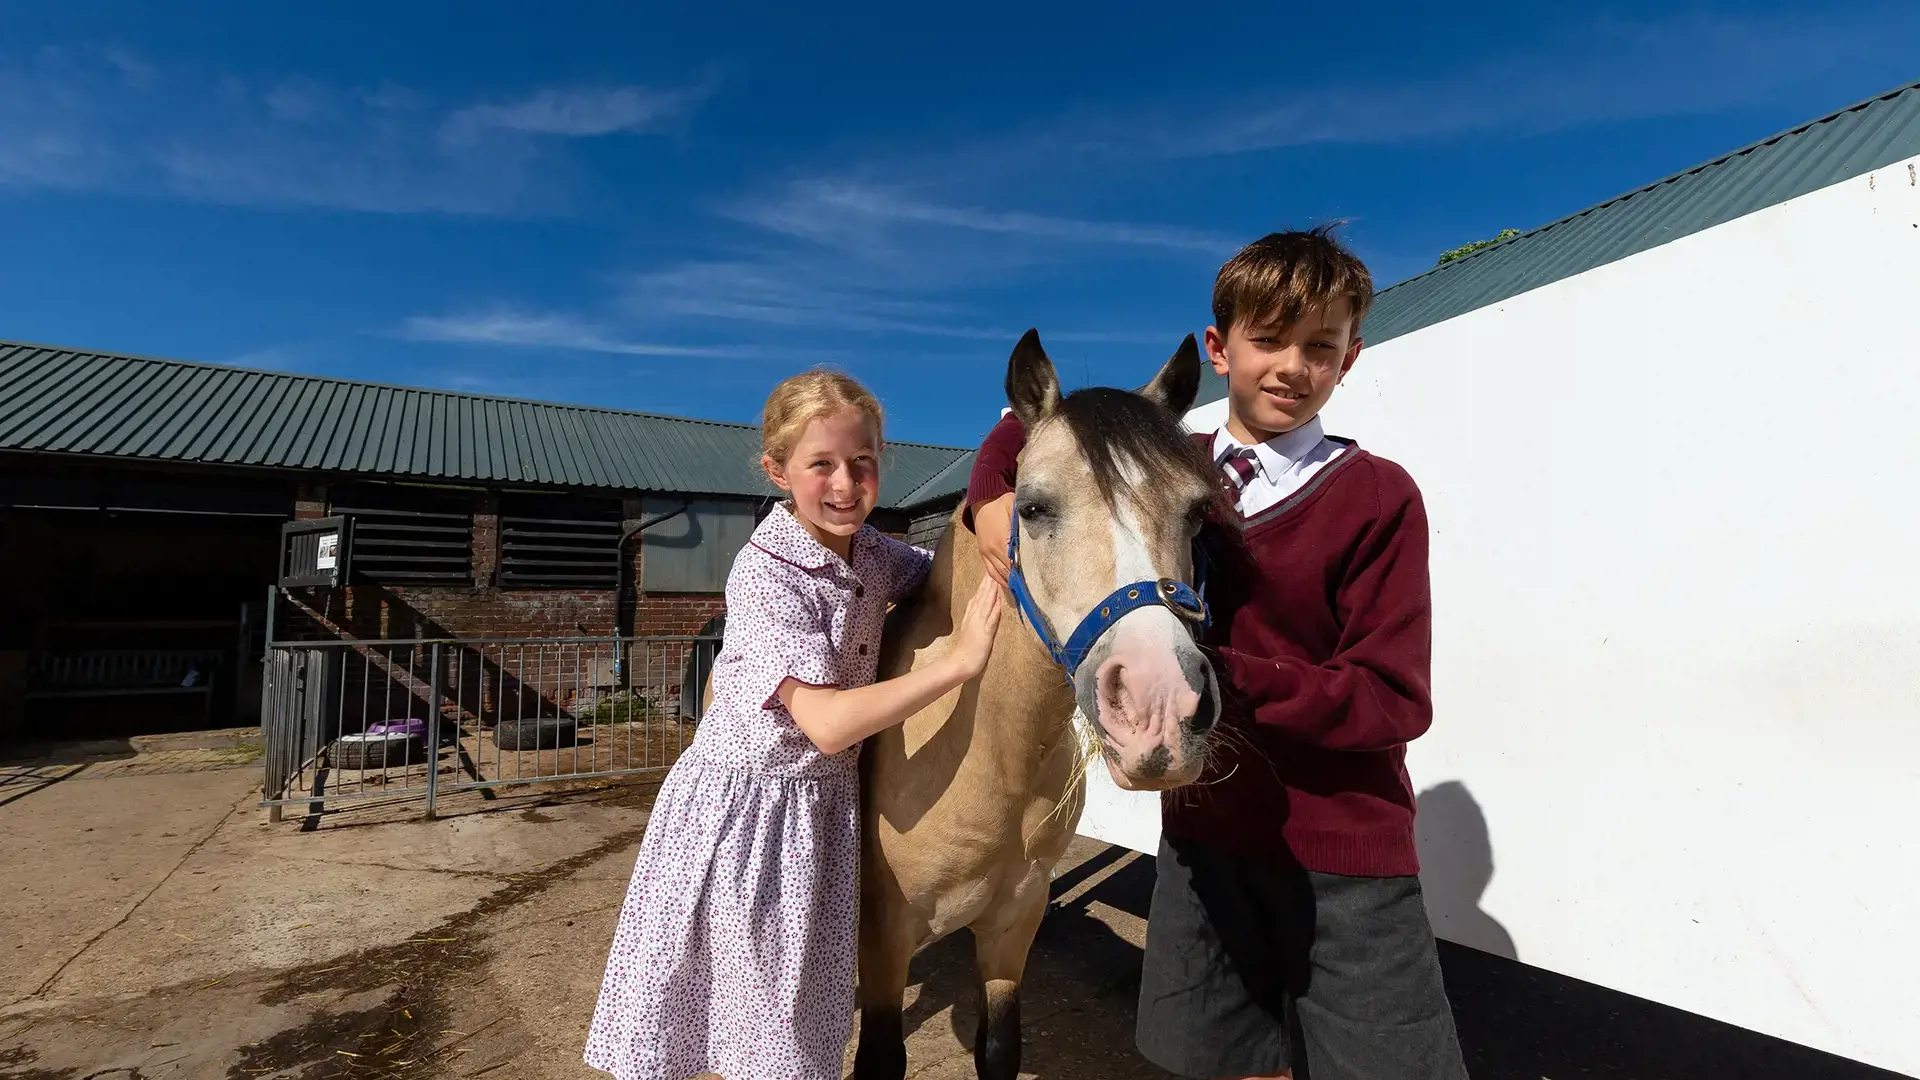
[1078,621,1218,790]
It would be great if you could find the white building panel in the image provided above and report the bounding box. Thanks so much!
[1085,154,1920,1074]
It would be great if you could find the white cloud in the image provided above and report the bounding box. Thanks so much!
[726,179,1232,254]
[629,3,1920,348]
[0,130,108,187]
[96,46,158,89]
[626,259,999,335]
[0,52,711,215]
[440,83,712,142]
[617,173,1229,343]
[230,346,302,371]
[263,77,334,123]
[395,309,741,357]
[621,256,1183,346]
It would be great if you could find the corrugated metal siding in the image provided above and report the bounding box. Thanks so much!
[1195,79,1920,405]
[0,342,970,507]
[906,505,956,549]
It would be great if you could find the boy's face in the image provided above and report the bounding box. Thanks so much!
[1204,296,1363,443]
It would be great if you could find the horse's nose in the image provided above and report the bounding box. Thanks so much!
[1095,652,1198,741]
[1094,657,1132,730]
[1188,678,1217,733]
[1178,648,1216,733]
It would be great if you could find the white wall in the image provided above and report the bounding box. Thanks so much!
[1090,153,1920,1075]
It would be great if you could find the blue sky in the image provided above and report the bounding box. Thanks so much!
[3,2,1917,448]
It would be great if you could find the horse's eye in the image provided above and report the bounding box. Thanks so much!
[1017,501,1052,522]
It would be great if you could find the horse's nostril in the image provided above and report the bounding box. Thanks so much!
[1188,683,1217,733]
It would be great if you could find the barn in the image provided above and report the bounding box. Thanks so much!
[1066,79,1920,1074]
[0,341,972,749]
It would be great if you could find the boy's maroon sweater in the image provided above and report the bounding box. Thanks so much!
[965,412,1433,877]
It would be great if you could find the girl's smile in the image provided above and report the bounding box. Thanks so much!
[763,404,882,558]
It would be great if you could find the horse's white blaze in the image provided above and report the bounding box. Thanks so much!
[1093,453,1201,752]
[1107,496,1190,646]
[1106,454,1192,656]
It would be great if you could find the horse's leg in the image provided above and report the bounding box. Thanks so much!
[970,879,1050,1080]
[853,908,913,1080]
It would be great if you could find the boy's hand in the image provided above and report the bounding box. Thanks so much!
[973,492,1014,588]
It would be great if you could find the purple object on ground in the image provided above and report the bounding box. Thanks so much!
[366,719,427,738]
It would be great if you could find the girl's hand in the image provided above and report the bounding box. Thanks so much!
[782,573,1005,755]
[949,575,1005,680]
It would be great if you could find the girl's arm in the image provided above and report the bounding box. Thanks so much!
[779,575,1002,754]
[879,534,935,604]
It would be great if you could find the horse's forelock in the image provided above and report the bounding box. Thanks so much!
[1053,387,1216,513]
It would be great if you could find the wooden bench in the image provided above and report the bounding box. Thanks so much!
[24,650,225,725]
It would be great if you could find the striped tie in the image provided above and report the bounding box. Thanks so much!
[1221,448,1258,491]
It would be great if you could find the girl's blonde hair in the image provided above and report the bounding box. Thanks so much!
[760,368,886,467]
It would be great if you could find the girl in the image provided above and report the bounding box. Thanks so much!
[584,369,1004,1080]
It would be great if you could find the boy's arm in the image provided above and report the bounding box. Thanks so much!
[963,411,1026,587]
[963,411,1025,528]
[1214,478,1434,752]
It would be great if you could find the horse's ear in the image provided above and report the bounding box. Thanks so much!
[1137,333,1201,416]
[1006,328,1061,427]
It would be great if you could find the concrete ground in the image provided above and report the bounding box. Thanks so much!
[0,734,1906,1080]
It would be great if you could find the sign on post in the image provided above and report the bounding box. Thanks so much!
[280,516,353,588]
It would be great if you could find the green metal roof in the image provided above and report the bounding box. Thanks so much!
[0,340,971,509]
[892,447,978,511]
[1194,78,1920,405]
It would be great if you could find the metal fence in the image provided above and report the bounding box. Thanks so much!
[260,634,721,820]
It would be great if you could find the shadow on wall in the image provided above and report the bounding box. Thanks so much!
[1415,781,1518,961]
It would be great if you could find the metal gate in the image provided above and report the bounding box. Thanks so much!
[259,634,721,820]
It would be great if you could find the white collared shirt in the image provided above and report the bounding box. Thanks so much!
[1209,415,1346,518]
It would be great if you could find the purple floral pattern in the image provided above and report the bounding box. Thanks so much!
[585,502,932,1080]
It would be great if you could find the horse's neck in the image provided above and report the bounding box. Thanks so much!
[908,508,1077,759]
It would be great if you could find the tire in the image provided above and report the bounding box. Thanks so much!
[328,732,430,771]
[493,717,578,751]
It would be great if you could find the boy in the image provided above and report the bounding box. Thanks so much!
[964,226,1468,1080]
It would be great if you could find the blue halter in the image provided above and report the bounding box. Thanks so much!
[1004,515,1213,683]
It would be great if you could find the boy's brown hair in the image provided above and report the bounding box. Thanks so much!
[1211,222,1374,338]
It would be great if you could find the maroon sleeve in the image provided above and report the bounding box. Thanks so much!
[960,411,1027,532]
[1216,470,1434,752]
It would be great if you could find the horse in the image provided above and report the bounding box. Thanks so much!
[853,328,1228,1080]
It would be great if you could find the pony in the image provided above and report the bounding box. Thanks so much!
[854,328,1227,1080]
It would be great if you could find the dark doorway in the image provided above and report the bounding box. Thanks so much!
[0,462,291,746]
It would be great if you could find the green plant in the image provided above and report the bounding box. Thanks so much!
[573,690,659,726]
[1438,228,1519,265]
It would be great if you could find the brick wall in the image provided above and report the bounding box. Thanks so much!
[325,586,623,639]
[284,481,963,646]
[286,481,723,642]
[268,482,962,734]
[633,593,728,636]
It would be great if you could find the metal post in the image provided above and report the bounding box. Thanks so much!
[425,641,442,820]
[264,586,283,824]
[262,585,279,653]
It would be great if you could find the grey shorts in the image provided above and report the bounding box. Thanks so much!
[1136,833,1469,1080]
